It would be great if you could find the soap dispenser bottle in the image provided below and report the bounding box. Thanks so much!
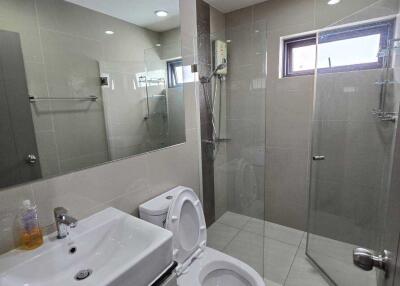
[19,200,43,250]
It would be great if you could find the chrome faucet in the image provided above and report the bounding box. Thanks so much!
[54,207,77,239]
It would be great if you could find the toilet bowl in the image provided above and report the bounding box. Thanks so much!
[179,247,263,286]
[139,186,265,286]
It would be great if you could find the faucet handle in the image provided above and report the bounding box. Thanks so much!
[69,217,78,228]
[54,207,77,239]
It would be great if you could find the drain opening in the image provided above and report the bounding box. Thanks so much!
[69,246,77,254]
[74,269,93,281]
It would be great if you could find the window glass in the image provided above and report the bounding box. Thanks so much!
[174,66,183,85]
[318,34,381,69]
[292,44,316,72]
[283,36,317,76]
[167,59,183,88]
[283,20,394,77]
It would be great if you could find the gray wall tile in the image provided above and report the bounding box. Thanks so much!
[223,0,399,232]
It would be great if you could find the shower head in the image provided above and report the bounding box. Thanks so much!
[214,62,227,73]
[201,59,227,83]
[214,58,227,74]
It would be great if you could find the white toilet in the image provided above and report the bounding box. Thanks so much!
[139,186,265,286]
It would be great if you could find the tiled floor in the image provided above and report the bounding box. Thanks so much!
[306,233,376,286]
[207,212,329,286]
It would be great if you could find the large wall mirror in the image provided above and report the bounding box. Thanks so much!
[0,0,184,189]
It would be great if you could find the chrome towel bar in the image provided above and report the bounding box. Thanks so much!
[29,95,98,102]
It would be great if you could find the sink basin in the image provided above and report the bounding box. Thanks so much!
[0,207,173,286]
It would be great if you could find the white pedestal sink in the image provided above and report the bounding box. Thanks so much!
[0,208,173,286]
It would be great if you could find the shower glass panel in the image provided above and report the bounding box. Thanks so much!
[204,20,267,278]
[307,1,400,285]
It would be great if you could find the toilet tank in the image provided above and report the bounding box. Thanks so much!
[139,186,187,227]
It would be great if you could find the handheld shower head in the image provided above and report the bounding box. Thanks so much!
[201,59,227,83]
[215,62,227,72]
[215,58,227,73]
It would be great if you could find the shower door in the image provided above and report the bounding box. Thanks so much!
[202,14,268,277]
[307,9,400,286]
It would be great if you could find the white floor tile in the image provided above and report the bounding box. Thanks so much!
[243,218,265,235]
[207,222,240,251]
[265,221,305,246]
[307,233,356,263]
[299,234,376,286]
[299,234,307,249]
[216,211,251,229]
[264,237,298,285]
[264,278,282,286]
[224,230,264,275]
[208,213,344,286]
[307,248,376,286]
[285,251,330,286]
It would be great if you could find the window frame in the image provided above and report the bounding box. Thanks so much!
[167,58,183,88]
[283,34,317,77]
[282,19,395,78]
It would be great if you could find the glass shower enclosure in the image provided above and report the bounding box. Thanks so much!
[200,19,268,278]
[307,1,400,285]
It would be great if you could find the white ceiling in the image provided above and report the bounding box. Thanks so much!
[204,0,268,13]
[65,0,180,32]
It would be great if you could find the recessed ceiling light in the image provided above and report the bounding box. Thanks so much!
[105,30,114,35]
[328,0,341,5]
[155,10,168,17]
[226,40,231,43]
[155,43,161,47]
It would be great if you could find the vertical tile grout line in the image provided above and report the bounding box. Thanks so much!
[33,0,62,173]
[222,215,264,277]
[219,212,252,252]
[221,226,242,252]
[282,232,305,286]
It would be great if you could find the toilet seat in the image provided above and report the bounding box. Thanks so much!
[165,188,207,274]
[166,188,265,286]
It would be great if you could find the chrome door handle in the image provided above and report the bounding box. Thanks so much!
[353,248,389,273]
[312,155,325,161]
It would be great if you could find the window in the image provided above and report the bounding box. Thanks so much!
[283,35,317,77]
[283,20,394,77]
[167,59,183,88]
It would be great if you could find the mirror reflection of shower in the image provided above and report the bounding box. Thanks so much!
[200,40,230,160]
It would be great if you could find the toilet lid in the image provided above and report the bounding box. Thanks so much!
[165,188,207,267]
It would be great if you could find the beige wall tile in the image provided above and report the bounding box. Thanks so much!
[0,0,200,254]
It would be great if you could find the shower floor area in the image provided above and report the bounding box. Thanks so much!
[207,212,329,286]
